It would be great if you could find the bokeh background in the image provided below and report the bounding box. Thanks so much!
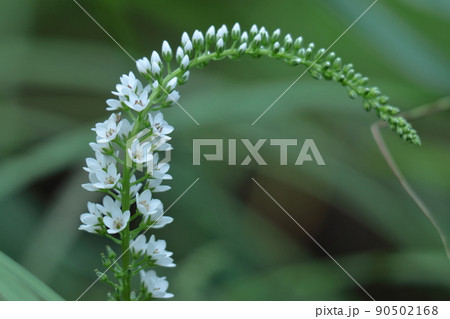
[1,0,449,301]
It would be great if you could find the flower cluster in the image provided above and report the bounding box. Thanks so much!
[80,67,176,300]
[81,22,421,301]
[134,23,420,145]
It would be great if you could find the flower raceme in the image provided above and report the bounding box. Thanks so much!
[80,68,175,300]
[80,23,421,301]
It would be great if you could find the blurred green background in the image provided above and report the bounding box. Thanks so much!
[1,0,449,301]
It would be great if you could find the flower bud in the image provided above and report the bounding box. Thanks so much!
[206,25,216,44]
[106,246,117,259]
[217,24,228,41]
[151,61,161,77]
[192,30,204,49]
[181,32,190,46]
[179,71,190,84]
[333,57,342,70]
[305,47,313,59]
[314,48,326,61]
[101,254,112,267]
[288,58,301,66]
[347,88,358,99]
[272,42,280,54]
[240,31,248,43]
[294,36,303,49]
[151,51,162,67]
[216,38,224,53]
[298,48,306,58]
[164,90,180,106]
[175,47,184,64]
[259,27,269,45]
[96,269,109,281]
[284,34,293,50]
[184,40,193,56]
[166,77,178,91]
[162,41,173,62]
[343,63,353,73]
[358,77,369,85]
[326,51,336,62]
[379,95,389,105]
[237,42,247,55]
[252,33,261,48]
[136,57,151,74]
[250,24,258,37]
[231,23,241,41]
[180,55,189,71]
[271,28,281,42]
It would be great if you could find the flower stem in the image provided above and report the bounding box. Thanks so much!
[120,164,132,301]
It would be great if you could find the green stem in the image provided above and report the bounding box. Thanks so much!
[120,164,132,301]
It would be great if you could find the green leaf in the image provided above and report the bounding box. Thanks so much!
[0,250,63,300]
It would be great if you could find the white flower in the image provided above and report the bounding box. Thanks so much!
[82,163,120,191]
[231,23,241,39]
[216,38,224,50]
[130,234,175,268]
[162,41,172,61]
[147,235,175,267]
[145,205,173,229]
[118,118,133,137]
[148,178,171,193]
[93,113,123,143]
[129,175,142,197]
[151,153,172,180]
[206,25,215,42]
[149,112,174,137]
[150,80,160,91]
[217,25,228,39]
[238,43,247,54]
[106,95,126,111]
[96,164,120,189]
[294,36,303,48]
[250,24,258,36]
[253,34,262,45]
[184,40,193,55]
[136,189,160,215]
[151,62,161,78]
[166,77,178,91]
[103,205,130,234]
[165,90,180,106]
[140,270,173,298]
[79,202,104,233]
[112,72,142,97]
[272,28,281,40]
[128,138,153,164]
[136,57,151,74]
[192,30,204,46]
[240,31,248,43]
[284,33,293,46]
[175,47,184,63]
[181,32,190,46]
[100,197,129,234]
[151,51,162,67]
[125,90,150,112]
[180,71,190,83]
[180,55,189,71]
[89,141,110,152]
[83,150,116,173]
[136,190,172,227]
